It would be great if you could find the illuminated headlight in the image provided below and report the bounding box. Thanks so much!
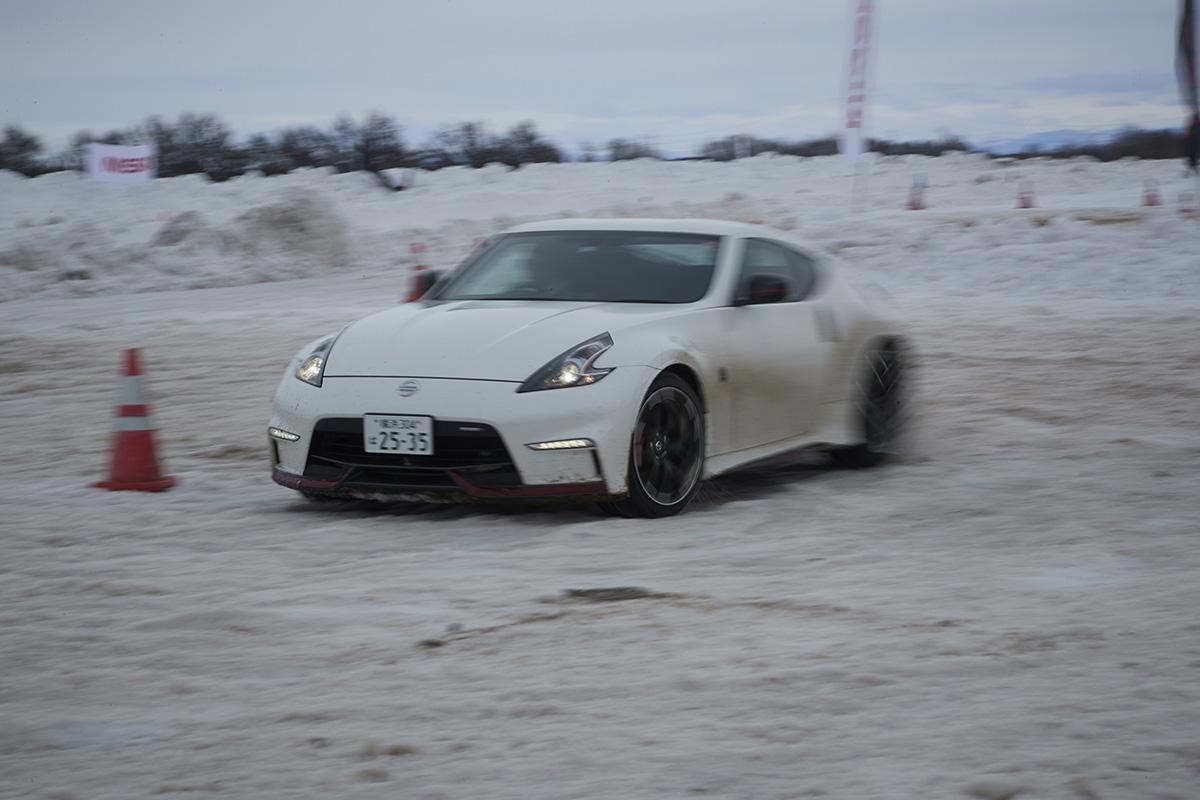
[526,438,595,451]
[296,355,324,384]
[517,333,614,393]
[294,337,335,387]
[269,426,301,442]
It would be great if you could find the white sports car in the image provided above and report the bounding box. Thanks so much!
[269,219,908,517]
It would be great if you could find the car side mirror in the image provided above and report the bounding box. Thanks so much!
[736,273,790,306]
[404,268,441,302]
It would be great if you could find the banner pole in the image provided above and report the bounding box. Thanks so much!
[1194,157,1199,221]
[840,0,876,213]
[852,156,870,213]
[1194,0,1200,213]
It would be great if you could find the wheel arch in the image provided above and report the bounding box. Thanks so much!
[865,333,906,355]
[659,362,706,411]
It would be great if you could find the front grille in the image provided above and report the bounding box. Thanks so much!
[304,418,521,490]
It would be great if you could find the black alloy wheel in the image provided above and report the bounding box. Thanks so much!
[602,372,705,518]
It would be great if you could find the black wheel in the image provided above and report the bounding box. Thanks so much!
[830,343,907,469]
[601,373,705,518]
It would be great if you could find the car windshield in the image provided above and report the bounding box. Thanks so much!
[432,231,721,303]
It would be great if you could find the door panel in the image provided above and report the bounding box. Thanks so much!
[722,239,829,451]
[721,304,825,449]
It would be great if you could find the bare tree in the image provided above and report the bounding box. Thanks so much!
[501,121,563,165]
[607,138,661,161]
[430,121,498,168]
[0,125,44,175]
[276,126,333,171]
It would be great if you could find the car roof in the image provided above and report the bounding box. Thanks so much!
[504,218,783,239]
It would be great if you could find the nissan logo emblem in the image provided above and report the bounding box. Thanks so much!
[397,379,420,397]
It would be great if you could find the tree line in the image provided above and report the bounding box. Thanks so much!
[0,113,1189,181]
[999,127,1184,161]
[694,134,970,160]
[0,114,570,181]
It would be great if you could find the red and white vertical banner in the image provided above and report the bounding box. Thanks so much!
[85,143,157,183]
[840,0,877,168]
[1179,0,1198,112]
[1179,0,1200,172]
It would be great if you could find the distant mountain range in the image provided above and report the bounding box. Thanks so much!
[980,129,1121,155]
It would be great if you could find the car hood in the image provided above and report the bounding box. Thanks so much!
[323,300,681,381]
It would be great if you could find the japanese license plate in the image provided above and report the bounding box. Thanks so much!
[363,415,434,455]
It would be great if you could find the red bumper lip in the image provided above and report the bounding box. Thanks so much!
[447,472,607,498]
[271,467,350,492]
[271,467,607,500]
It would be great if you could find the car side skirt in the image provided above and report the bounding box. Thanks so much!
[703,397,858,479]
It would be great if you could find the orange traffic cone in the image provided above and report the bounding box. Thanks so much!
[1017,182,1035,209]
[1180,192,1197,220]
[906,175,927,210]
[1142,179,1162,207]
[405,264,429,302]
[93,348,177,491]
[405,242,430,302]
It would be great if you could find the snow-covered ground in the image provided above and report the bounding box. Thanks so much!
[1,156,1198,799]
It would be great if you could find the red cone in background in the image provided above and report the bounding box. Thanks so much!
[1143,179,1163,207]
[1181,191,1198,219]
[405,242,432,302]
[405,264,428,302]
[906,177,927,210]
[1017,182,1036,209]
[93,348,176,491]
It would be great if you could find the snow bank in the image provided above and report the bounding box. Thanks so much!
[0,187,351,300]
[3,155,1198,304]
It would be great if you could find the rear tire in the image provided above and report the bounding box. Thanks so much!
[830,343,906,469]
[602,373,705,518]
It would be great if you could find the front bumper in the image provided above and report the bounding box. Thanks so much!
[271,465,609,501]
[269,367,656,499]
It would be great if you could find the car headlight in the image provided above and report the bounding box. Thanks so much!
[517,333,614,393]
[294,337,335,387]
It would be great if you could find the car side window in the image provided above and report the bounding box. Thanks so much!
[781,244,817,300]
[737,239,817,302]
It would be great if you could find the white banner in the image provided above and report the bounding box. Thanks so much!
[85,143,157,183]
[840,0,876,167]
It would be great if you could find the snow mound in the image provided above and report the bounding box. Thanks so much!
[2,155,1199,303]
[0,190,351,300]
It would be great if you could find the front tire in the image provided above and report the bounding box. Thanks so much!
[601,373,705,518]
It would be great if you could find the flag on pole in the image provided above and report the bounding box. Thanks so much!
[1179,0,1198,111]
[840,0,876,167]
[1180,0,1199,171]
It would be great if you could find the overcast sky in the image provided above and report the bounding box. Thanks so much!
[0,0,1188,155]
